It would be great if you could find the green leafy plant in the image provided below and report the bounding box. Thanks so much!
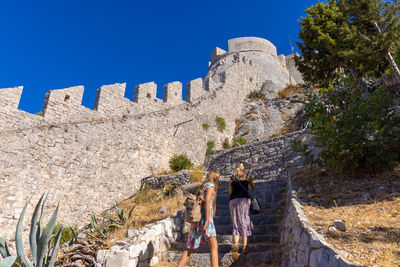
[295,78,400,173]
[202,123,210,130]
[52,223,77,245]
[0,193,63,267]
[247,90,265,100]
[215,116,226,132]
[232,137,247,146]
[205,141,215,156]
[87,204,133,239]
[169,154,193,172]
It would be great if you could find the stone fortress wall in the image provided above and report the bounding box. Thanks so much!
[0,37,299,243]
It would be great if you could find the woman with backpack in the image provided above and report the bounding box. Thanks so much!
[177,171,220,267]
[229,163,254,261]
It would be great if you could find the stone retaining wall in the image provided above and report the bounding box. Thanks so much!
[205,130,308,178]
[280,174,363,267]
[96,210,185,267]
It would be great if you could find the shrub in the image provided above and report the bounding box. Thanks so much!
[202,123,210,130]
[278,83,302,98]
[215,116,226,132]
[232,137,247,146]
[222,138,231,149]
[52,223,78,245]
[133,185,159,204]
[205,141,215,156]
[190,166,204,182]
[295,77,400,174]
[247,90,266,100]
[169,154,193,172]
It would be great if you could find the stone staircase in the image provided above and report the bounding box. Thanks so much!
[163,175,287,267]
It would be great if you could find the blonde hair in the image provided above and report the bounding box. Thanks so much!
[200,171,220,212]
[233,163,245,179]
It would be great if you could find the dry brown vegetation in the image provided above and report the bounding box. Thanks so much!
[91,186,186,247]
[293,167,400,267]
[277,83,303,99]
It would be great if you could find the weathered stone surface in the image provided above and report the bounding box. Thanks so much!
[1,36,302,245]
[333,219,346,231]
[280,172,363,267]
[309,248,329,267]
[104,250,129,267]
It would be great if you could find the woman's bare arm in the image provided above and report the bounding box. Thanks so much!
[248,174,255,190]
[229,179,232,194]
[202,186,215,231]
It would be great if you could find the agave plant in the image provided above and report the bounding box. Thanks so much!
[0,194,63,267]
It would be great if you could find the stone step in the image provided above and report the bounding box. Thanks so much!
[216,194,285,205]
[216,224,280,236]
[163,250,281,267]
[216,234,280,244]
[213,214,279,225]
[171,242,277,254]
[215,208,283,216]
[216,201,284,211]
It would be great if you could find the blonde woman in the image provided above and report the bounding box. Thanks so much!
[177,171,220,267]
[229,163,254,261]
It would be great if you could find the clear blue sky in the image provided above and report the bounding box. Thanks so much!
[0,0,317,113]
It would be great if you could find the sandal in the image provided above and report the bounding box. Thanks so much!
[242,245,248,254]
[232,244,239,261]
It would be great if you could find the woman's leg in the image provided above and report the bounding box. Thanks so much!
[233,235,240,246]
[177,249,193,267]
[242,235,248,248]
[208,236,219,267]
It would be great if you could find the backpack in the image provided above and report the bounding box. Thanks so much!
[184,189,204,223]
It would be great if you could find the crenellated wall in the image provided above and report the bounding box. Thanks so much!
[0,37,301,248]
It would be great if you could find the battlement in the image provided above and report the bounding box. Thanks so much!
[228,37,277,57]
[0,86,23,110]
[0,78,210,128]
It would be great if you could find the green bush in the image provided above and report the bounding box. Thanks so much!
[232,137,247,146]
[215,116,226,132]
[202,123,210,130]
[222,138,231,149]
[52,223,78,245]
[295,77,400,174]
[205,141,215,156]
[169,154,193,172]
[247,90,265,100]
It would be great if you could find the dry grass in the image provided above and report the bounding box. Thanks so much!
[277,83,303,99]
[98,187,185,247]
[293,167,400,267]
[190,165,205,183]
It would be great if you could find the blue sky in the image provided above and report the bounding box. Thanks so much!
[0,0,317,113]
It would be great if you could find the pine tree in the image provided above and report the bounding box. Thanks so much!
[296,0,400,86]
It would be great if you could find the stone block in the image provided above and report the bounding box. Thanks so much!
[210,47,227,62]
[186,78,204,102]
[310,248,329,267]
[162,81,182,105]
[129,242,147,258]
[0,86,23,110]
[104,250,129,267]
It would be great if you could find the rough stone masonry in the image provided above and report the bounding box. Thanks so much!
[0,37,302,245]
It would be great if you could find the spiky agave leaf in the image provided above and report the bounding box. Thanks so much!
[36,194,48,251]
[46,226,63,267]
[15,201,29,262]
[0,256,17,267]
[30,194,45,264]
[0,237,10,259]
[36,203,59,267]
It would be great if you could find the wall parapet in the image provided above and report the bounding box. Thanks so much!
[95,210,185,267]
[280,172,363,267]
